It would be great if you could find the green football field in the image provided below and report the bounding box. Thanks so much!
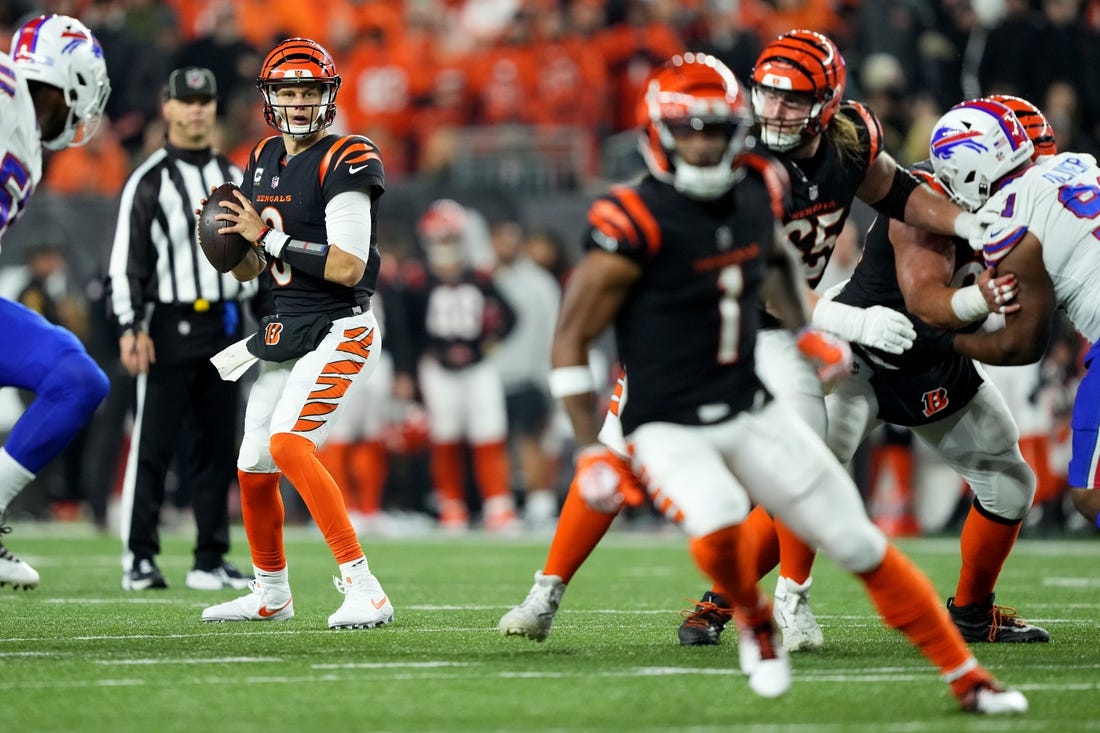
[2,523,1098,733]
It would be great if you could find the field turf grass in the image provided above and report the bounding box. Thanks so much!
[2,524,1098,732]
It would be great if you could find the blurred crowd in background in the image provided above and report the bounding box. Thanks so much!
[0,0,1096,538]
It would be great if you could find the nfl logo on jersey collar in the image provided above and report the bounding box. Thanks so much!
[271,175,280,189]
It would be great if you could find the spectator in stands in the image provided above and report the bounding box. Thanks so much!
[42,120,130,196]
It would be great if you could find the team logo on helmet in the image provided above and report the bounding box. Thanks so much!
[930,127,988,159]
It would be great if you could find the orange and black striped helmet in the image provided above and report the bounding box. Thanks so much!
[257,37,341,137]
[984,94,1057,160]
[636,53,754,200]
[751,29,846,151]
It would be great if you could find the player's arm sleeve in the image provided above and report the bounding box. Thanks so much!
[106,173,158,334]
[324,190,373,262]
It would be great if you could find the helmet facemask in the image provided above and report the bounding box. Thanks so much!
[750,29,845,153]
[11,14,111,150]
[638,53,754,201]
[257,38,341,138]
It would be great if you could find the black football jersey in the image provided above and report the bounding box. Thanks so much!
[835,160,985,425]
[837,160,985,373]
[242,134,384,314]
[777,101,883,289]
[584,153,789,434]
[401,266,517,371]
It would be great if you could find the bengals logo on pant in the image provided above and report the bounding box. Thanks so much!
[921,387,949,417]
[265,322,283,345]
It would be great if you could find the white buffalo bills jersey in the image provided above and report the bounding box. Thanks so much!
[979,152,1100,341]
[0,51,43,244]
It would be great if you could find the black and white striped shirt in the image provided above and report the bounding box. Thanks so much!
[107,142,254,332]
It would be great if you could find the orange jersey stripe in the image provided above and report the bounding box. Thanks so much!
[737,152,791,219]
[848,101,882,162]
[299,401,339,418]
[251,136,279,169]
[318,135,354,188]
[589,199,639,247]
[610,186,662,257]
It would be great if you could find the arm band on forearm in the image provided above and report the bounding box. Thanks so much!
[279,239,331,280]
[548,366,596,398]
[869,165,920,221]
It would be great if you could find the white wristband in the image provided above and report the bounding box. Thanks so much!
[953,211,972,239]
[260,229,291,258]
[950,284,990,323]
[548,366,596,398]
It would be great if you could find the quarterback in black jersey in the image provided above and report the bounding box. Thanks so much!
[826,95,1060,644]
[500,53,1028,713]
[200,38,393,631]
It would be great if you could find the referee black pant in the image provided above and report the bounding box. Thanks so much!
[121,355,239,571]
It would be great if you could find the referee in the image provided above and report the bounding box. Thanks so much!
[107,67,254,591]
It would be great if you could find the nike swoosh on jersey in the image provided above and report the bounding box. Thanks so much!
[349,164,370,174]
[258,598,292,617]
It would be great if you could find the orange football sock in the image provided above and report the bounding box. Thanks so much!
[689,525,764,612]
[1020,435,1058,505]
[740,505,781,582]
[953,502,1022,606]
[472,440,511,500]
[238,470,286,572]
[775,519,816,584]
[431,442,466,504]
[350,439,387,515]
[317,441,353,507]
[859,544,973,678]
[543,478,617,583]
[270,432,363,565]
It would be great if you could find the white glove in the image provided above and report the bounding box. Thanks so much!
[954,207,1001,251]
[812,299,916,355]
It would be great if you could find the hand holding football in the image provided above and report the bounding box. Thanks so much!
[197,182,252,273]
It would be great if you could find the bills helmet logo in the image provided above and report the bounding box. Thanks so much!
[930,126,987,160]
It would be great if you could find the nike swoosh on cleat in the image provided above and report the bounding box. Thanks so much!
[258,598,292,617]
[371,595,388,609]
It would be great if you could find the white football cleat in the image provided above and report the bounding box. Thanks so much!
[499,571,565,642]
[739,618,791,698]
[0,540,38,590]
[328,565,393,629]
[201,580,294,622]
[774,575,824,652]
[960,682,1029,714]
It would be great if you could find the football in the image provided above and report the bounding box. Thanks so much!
[197,182,252,273]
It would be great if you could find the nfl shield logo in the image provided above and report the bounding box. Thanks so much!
[185,69,206,90]
[271,176,280,189]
